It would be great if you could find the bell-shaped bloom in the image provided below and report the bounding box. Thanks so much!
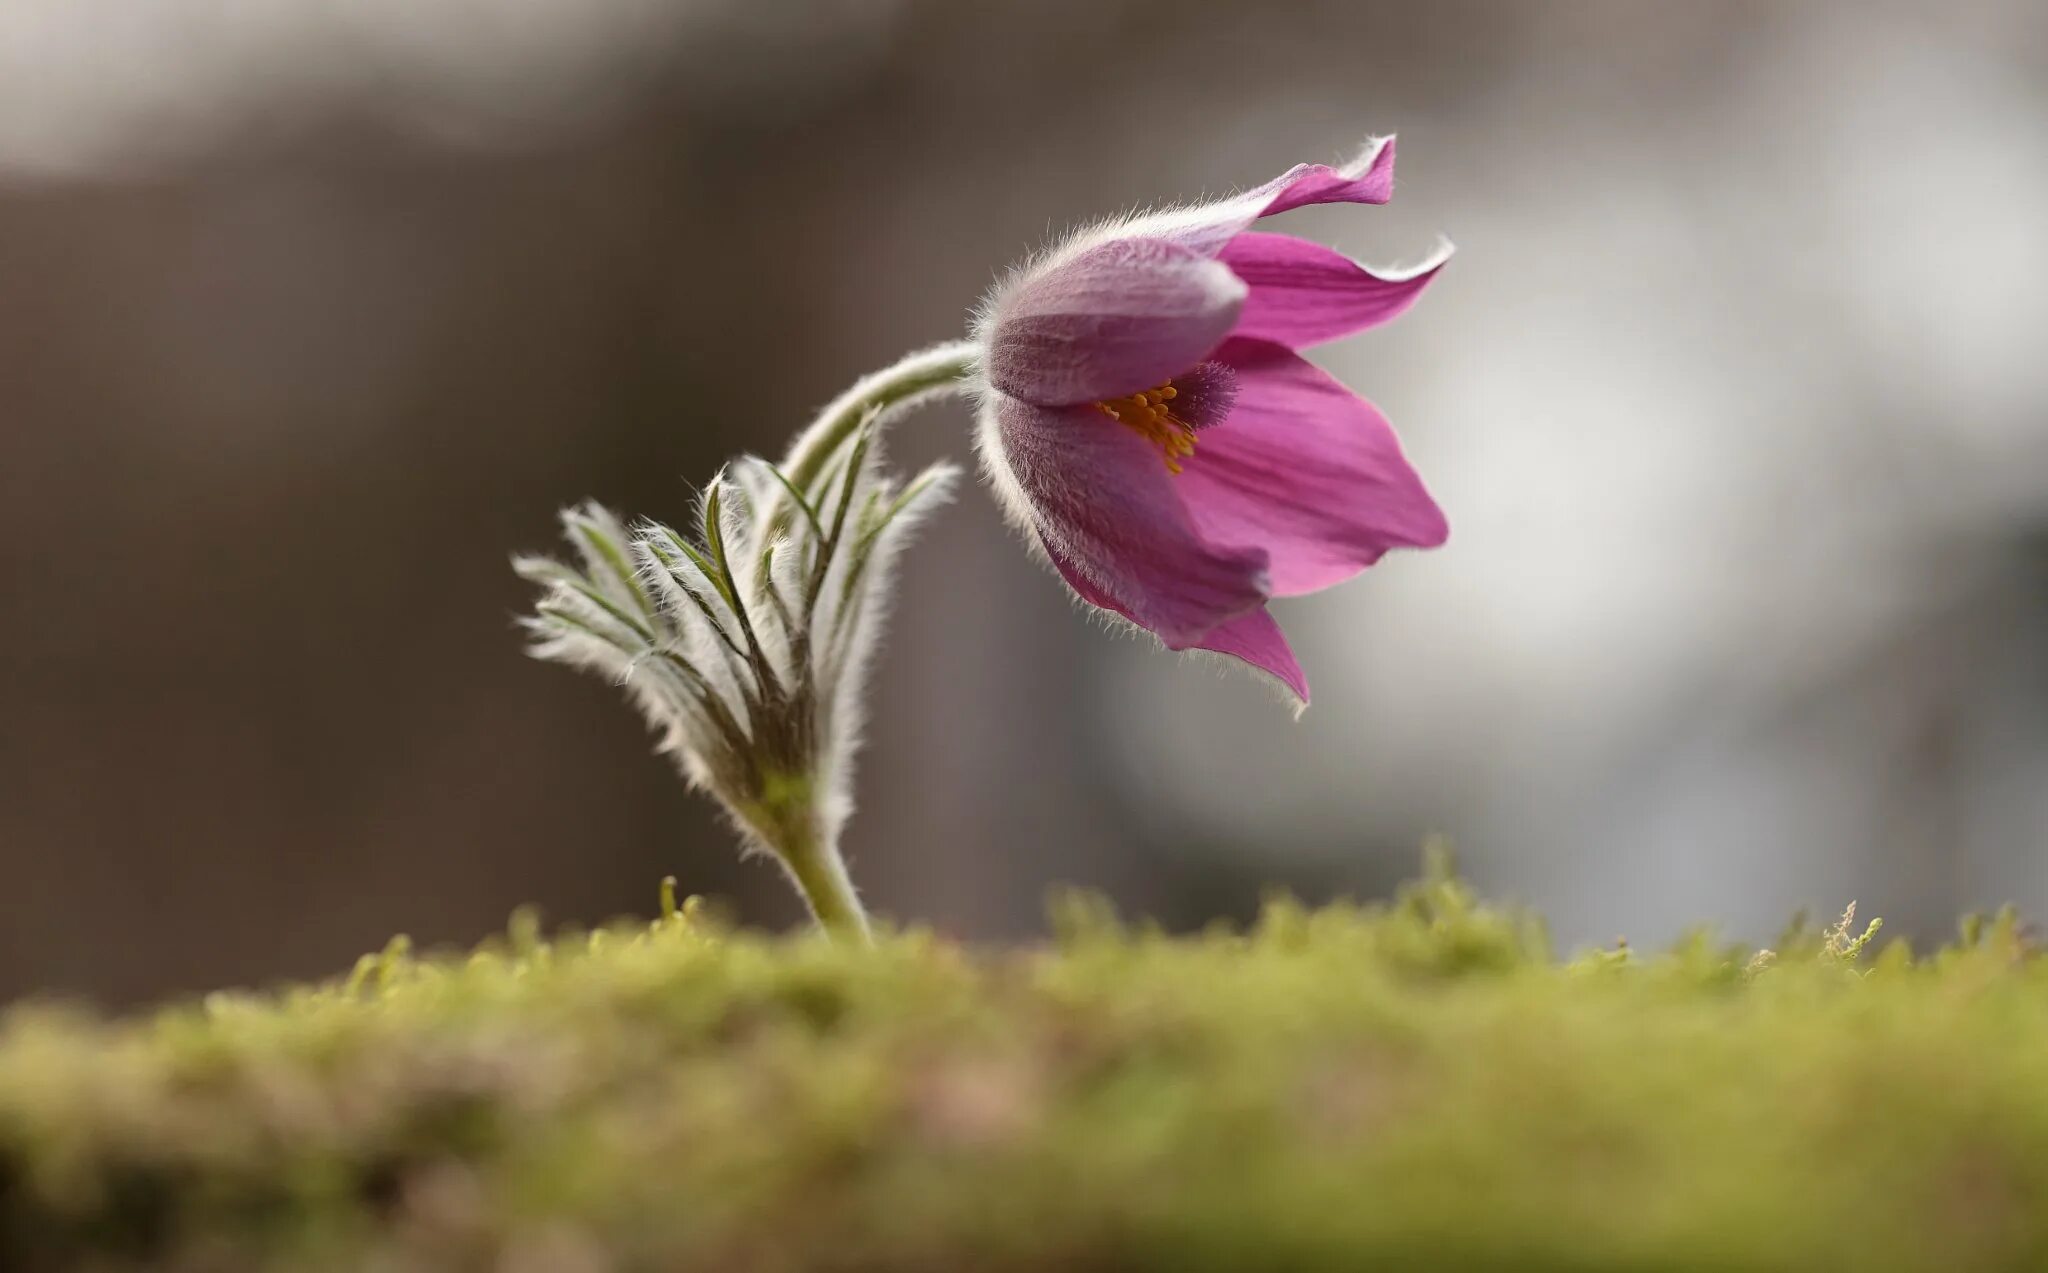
[972,137,1448,704]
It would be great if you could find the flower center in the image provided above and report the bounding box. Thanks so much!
[1097,381,1199,474]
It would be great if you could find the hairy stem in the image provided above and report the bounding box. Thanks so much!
[781,341,979,492]
[772,813,872,942]
[730,342,976,939]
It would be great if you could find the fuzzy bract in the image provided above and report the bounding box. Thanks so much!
[515,416,957,913]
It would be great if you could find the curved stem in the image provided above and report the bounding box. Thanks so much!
[781,341,979,491]
[732,342,977,941]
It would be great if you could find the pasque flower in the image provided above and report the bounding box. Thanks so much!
[971,136,1448,703]
[515,136,1451,937]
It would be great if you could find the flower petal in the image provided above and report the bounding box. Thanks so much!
[1178,337,1447,597]
[1218,231,1447,349]
[1260,135,1400,213]
[982,237,1247,407]
[1183,606,1309,703]
[1043,538,1308,704]
[983,393,1268,644]
[1154,136,1400,258]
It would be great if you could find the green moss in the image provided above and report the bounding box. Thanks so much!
[2,860,2045,1271]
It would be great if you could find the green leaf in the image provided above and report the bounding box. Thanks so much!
[704,477,779,696]
[754,458,826,544]
[645,532,748,663]
[548,578,660,646]
[759,542,799,641]
[567,512,654,615]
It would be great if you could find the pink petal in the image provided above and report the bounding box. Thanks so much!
[1219,231,1446,350]
[1184,606,1310,703]
[1178,338,1448,597]
[1160,136,1400,258]
[1043,539,1309,704]
[983,237,1246,407]
[990,394,1269,644]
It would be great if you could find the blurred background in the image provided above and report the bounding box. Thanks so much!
[1,0,2043,1004]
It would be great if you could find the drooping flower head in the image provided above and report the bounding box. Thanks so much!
[971,137,1449,704]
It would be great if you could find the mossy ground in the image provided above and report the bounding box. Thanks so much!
[2,860,2045,1271]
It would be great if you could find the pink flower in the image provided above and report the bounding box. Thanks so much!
[972,137,1448,705]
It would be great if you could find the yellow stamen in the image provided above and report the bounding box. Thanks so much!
[1097,379,1198,475]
